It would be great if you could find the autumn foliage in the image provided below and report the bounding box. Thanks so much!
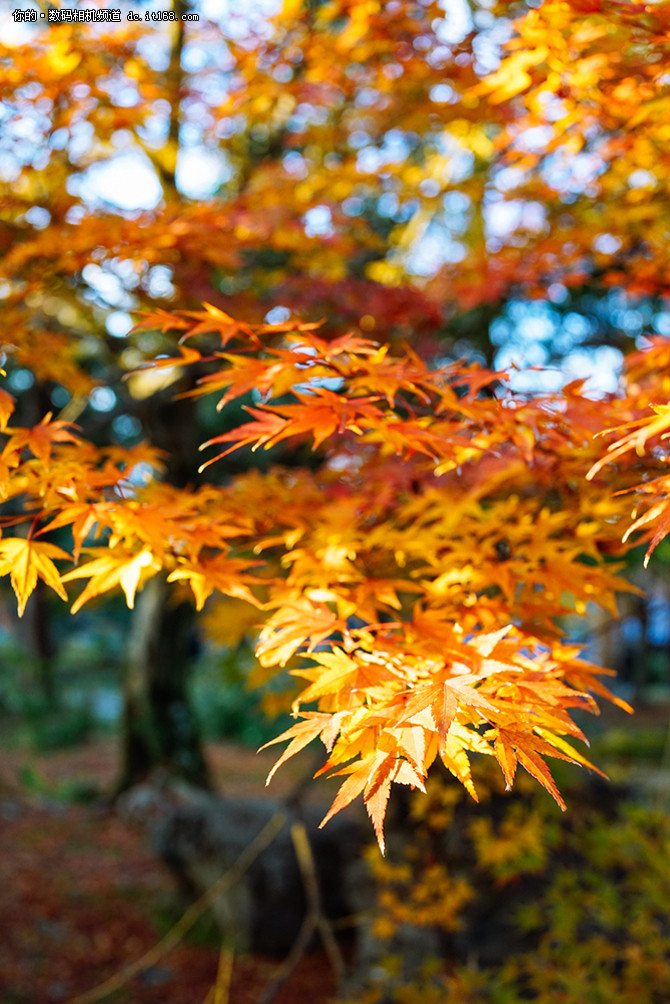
[0,299,666,849]
[3,1,670,850]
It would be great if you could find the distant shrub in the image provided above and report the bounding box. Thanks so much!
[345,763,670,1003]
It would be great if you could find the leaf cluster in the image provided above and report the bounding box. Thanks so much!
[0,305,662,848]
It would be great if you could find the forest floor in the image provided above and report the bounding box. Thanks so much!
[0,739,343,1004]
[2,700,669,1004]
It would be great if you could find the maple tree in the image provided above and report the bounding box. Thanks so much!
[0,298,663,850]
[0,0,474,782]
[449,0,670,306]
[3,0,670,850]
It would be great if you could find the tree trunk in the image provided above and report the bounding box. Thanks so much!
[19,578,57,705]
[117,574,211,792]
[116,0,210,792]
[18,384,58,704]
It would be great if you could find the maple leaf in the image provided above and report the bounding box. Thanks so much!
[441,722,494,801]
[626,499,670,568]
[319,748,426,853]
[319,750,394,851]
[61,547,163,613]
[199,390,387,468]
[486,727,590,810]
[533,726,606,778]
[292,647,400,710]
[0,538,69,616]
[178,303,258,346]
[398,675,500,753]
[166,555,263,611]
[38,502,113,562]
[0,388,15,430]
[256,600,344,667]
[198,408,291,469]
[188,353,302,409]
[130,344,203,374]
[131,309,192,335]
[134,304,264,347]
[587,404,670,480]
[4,414,81,469]
[260,713,334,786]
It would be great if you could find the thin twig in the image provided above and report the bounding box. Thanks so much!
[291,821,346,986]
[202,943,234,1004]
[67,811,286,1004]
[254,820,346,1004]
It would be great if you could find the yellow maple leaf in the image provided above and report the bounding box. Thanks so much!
[61,547,162,613]
[167,555,262,611]
[0,389,15,430]
[0,538,69,616]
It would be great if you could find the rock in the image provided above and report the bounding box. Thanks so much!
[119,778,364,955]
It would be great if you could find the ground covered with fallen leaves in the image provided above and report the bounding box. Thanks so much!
[0,740,338,1004]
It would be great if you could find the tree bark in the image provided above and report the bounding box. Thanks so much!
[17,384,58,704]
[116,0,212,792]
[117,371,209,791]
[117,574,211,791]
[19,579,57,705]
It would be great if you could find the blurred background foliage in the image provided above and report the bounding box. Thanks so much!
[344,762,670,1003]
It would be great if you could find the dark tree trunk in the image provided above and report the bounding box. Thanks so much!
[116,0,211,792]
[19,578,57,705]
[16,383,58,705]
[117,574,211,791]
[117,369,212,791]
